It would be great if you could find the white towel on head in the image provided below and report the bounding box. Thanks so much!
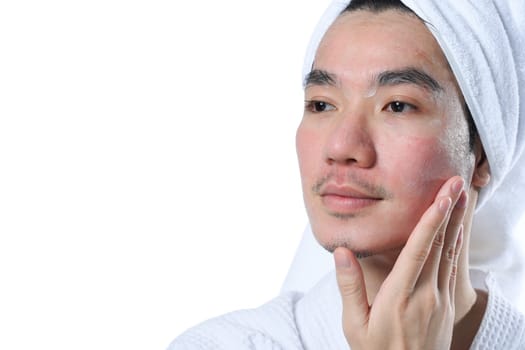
[284,0,525,308]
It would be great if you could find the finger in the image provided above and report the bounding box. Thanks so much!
[334,247,369,331]
[438,190,468,293]
[449,226,463,300]
[422,178,465,287]
[389,176,462,293]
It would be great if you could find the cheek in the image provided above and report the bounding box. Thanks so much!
[296,123,322,178]
[385,137,456,200]
[376,137,455,244]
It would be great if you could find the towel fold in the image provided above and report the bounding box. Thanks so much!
[285,0,525,308]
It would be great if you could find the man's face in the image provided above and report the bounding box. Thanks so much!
[296,10,476,256]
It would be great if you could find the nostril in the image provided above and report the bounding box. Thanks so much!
[323,118,376,168]
[344,158,358,166]
[325,143,376,168]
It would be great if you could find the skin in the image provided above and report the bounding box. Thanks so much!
[296,10,491,349]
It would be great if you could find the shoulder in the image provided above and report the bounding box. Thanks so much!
[167,292,305,350]
[471,273,525,349]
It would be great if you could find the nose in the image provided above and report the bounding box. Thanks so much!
[323,112,376,168]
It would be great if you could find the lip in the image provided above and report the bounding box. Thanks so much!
[320,184,382,213]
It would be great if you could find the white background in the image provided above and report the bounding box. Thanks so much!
[0,1,330,349]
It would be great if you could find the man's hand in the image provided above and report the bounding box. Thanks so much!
[334,176,467,350]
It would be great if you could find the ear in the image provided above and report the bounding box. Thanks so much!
[471,139,490,189]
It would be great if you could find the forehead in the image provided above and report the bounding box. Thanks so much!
[314,10,456,89]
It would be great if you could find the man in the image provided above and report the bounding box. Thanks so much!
[170,0,525,348]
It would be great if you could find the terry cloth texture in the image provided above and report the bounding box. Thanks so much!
[169,271,525,349]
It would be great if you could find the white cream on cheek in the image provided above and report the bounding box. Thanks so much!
[435,87,475,183]
[392,136,452,198]
[389,117,473,199]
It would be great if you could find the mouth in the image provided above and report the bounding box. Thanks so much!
[319,184,383,214]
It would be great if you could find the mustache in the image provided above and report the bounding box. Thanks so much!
[312,173,391,199]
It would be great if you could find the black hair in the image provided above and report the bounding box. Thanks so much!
[342,0,479,151]
[343,0,412,13]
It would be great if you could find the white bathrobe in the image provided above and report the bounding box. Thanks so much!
[170,271,525,349]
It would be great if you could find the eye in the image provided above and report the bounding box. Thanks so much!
[385,101,416,113]
[305,100,336,113]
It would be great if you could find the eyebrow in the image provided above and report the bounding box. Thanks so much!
[304,67,443,93]
[304,69,338,87]
[377,67,443,92]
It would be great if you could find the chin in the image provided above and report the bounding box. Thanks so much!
[312,222,408,258]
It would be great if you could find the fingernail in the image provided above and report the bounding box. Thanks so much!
[453,178,465,195]
[439,197,452,212]
[334,248,352,268]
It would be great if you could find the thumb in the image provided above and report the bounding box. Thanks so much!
[334,247,369,330]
